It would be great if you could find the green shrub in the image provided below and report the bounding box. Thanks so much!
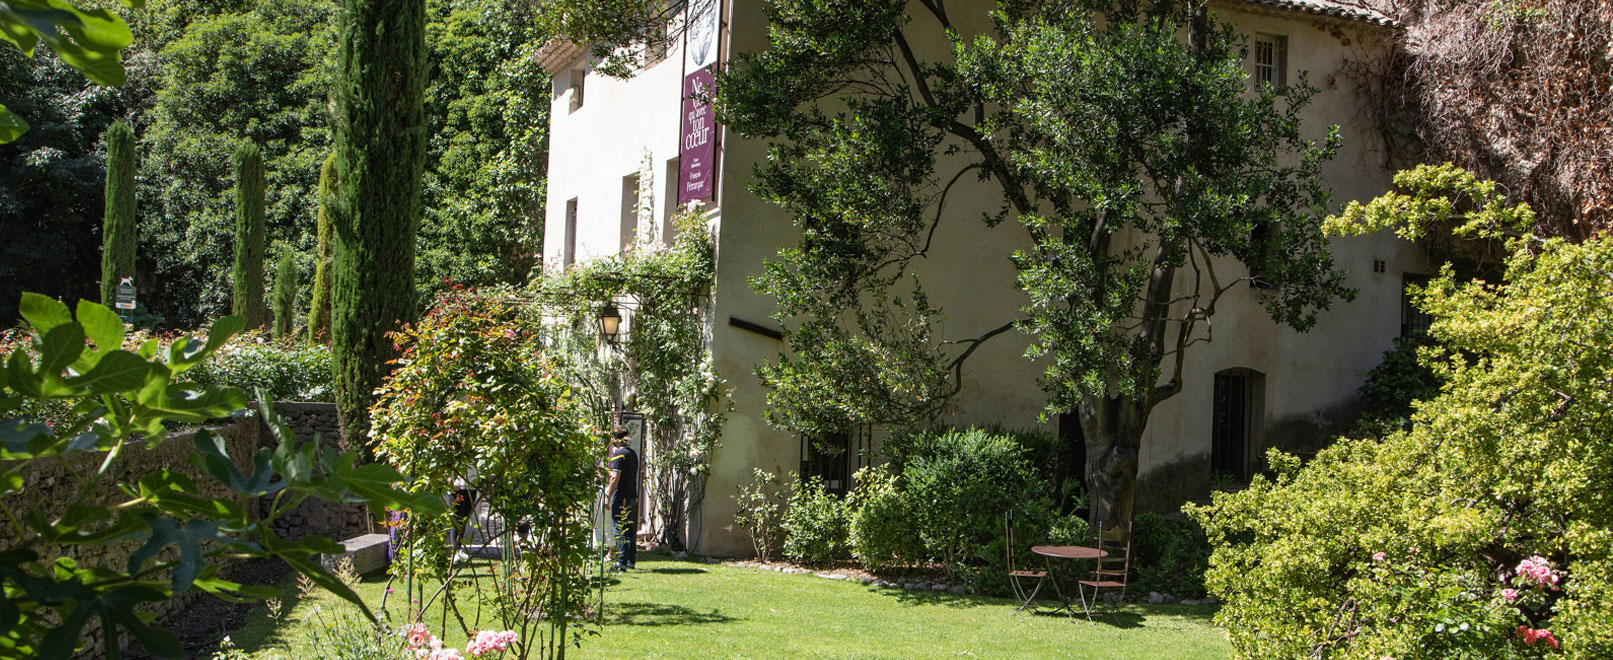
[0,293,440,657]
[1130,512,1210,598]
[902,428,1046,579]
[1357,333,1445,431]
[1044,513,1090,546]
[189,330,334,402]
[1194,166,1613,659]
[781,473,851,565]
[849,465,924,570]
[734,468,786,561]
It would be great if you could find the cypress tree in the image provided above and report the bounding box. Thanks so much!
[231,141,266,328]
[100,120,136,307]
[272,246,297,340]
[307,154,336,345]
[330,0,427,453]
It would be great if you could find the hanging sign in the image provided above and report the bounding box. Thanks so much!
[678,68,717,206]
[678,0,721,206]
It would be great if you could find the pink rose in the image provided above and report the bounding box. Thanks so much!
[1516,626,1559,648]
[406,623,434,650]
[1502,588,1519,601]
[1372,552,1386,562]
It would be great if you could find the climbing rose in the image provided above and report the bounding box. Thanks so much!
[405,623,434,649]
[1502,588,1519,601]
[1516,626,1560,648]
[466,629,518,656]
[1515,556,1561,590]
[1372,552,1386,562]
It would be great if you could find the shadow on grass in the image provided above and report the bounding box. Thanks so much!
[604,601,737,627]
[228,572,315,655]
[645,567,708,575]
[870,586,1220,624]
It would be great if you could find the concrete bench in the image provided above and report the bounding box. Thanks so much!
[320,533,392,576]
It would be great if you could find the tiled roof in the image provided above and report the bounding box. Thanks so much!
[1233,0,1399,28]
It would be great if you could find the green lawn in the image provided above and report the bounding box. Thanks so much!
[227,551,1230,659]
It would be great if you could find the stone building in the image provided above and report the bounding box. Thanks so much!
[538,0,1418,555]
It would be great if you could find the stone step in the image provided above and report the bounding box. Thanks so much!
[320,533,391,576]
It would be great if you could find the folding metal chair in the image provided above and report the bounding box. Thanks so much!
[1005,511,1049,614]
[1076,521,1132,622]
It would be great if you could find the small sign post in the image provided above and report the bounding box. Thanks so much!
[114,278,137,320]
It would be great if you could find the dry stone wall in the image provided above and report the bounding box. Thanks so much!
[263,402,373,542]
[1,401,372,656]
[0,419,258,655]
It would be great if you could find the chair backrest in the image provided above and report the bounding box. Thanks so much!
[1004,511,1018,571]
[1092,521,1133,581]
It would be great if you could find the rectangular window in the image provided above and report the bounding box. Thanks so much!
[620,173,641,252]
[1248,222,1278,289]
[1212,369,1264,479]
[662,156,681,243]
[563,198,578,267]
[801,432,850,495]
[568,68,585,112]
[1402,274,1434,337]
[1253,34,1288,91]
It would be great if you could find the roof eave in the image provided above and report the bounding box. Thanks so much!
[535,39,589,75]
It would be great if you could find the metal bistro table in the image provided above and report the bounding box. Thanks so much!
[1030,544,1107,621]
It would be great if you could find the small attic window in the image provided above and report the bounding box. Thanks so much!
[1252,33,1288,92]
[568,68,586,112]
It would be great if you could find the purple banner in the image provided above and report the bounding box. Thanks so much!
[678,67,717,206]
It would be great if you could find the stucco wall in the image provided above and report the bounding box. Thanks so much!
[541,0,1418,555]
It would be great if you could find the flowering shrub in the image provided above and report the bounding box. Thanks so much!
[535,207,725,549]
[1192,166,1613,659]
[369,287,600,658]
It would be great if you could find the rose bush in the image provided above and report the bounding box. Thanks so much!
[369,287,600,659]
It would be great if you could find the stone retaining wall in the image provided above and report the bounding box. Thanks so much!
[263,402,373,542]
[3,401,373,656]
[0,419,258,656]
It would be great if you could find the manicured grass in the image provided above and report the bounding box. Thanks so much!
[227,551,1230,659]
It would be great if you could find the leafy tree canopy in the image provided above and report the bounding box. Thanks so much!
[2,0,549,328]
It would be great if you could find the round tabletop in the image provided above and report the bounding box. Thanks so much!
[1031,544,1107,560]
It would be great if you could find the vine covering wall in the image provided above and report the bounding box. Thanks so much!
[533,207,727,550]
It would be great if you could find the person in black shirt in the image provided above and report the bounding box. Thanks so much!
[605,428,638,571]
